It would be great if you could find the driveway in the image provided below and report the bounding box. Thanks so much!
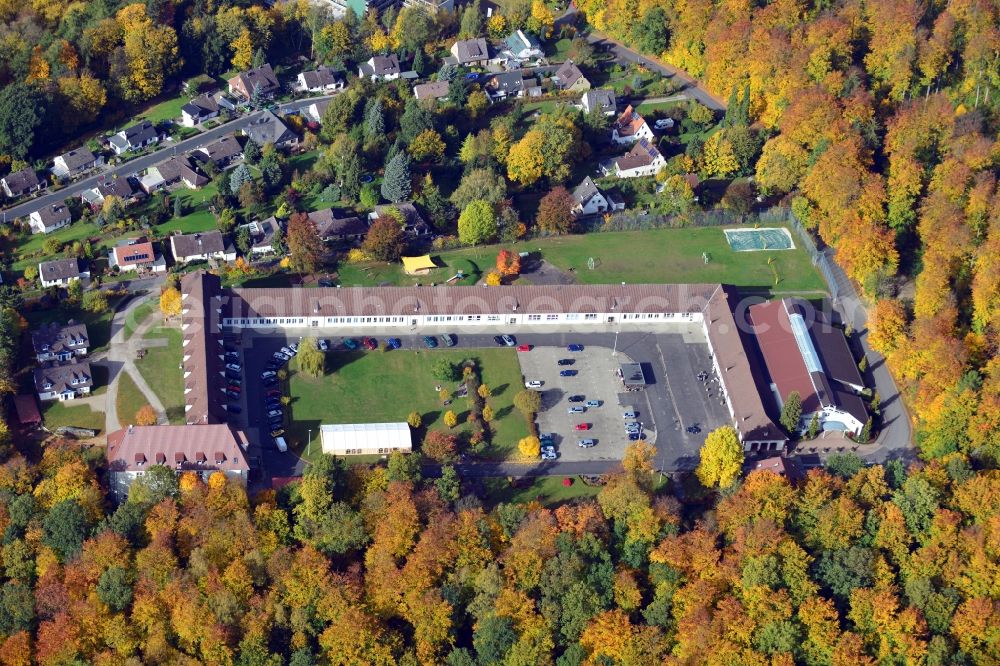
[1,93,342,221]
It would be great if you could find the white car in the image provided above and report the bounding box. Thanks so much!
[568,406,585,414]
[225,363,241,372]
[654,118,674,129]
[274,436,288,453]
[540,447,557,461]
[318,339,329,351]
[501,334,516,347]
[267,409,283,419]
[525,380,543,389]
[280,346,294,356]
[261,370,277,380]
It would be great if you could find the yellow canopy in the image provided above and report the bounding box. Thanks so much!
[401,255,438,274]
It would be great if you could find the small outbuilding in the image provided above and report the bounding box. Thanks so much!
[320,422,412,456]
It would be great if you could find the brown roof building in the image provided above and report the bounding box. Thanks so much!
[181,271,227,425]
[310,208,368,242]
[106,424,250,499]
[228,64,280,100]
[31,321,89,362]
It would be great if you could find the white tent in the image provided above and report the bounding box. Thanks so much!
[320,422,412,456]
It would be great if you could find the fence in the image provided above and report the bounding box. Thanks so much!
[786,214,840,298]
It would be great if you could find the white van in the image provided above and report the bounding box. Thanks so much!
[273,436,287,453]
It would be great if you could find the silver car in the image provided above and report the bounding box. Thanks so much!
[568,406,586,414]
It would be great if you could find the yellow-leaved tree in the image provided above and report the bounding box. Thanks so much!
[231,28,254,71]
[159,287,182,320]
[518,436,541,459]
[695,425,744,489]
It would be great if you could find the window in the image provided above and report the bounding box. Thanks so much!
[546,314,559,321]
[528,314,541,321]
[585,314,597,320]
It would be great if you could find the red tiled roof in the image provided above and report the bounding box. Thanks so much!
[113,241,156,267]
[181,272,226,424]
[613,105,649,138]
[107,424,249,474]
[749,299,822,413]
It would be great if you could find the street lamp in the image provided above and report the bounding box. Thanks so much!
[307,429,312,457]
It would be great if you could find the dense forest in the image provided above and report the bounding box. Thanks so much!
[0,441,998,664]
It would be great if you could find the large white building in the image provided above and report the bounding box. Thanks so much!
[320,422,412,456]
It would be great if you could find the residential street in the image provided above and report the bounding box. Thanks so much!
[0,94,340,222]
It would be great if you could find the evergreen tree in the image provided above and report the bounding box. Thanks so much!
[243,138,261,164]
[807,413,820,439]
[448,76,468,106]
[230,164,253,193]
[412,48,426,76]
[381,152,412,203]
[459,0,483,38]
[779,391,802,433]
[173,195,184,218]
[252,47,266,69]
[342,153,362,203]
[400,97,433,143]
[363,98,385,145]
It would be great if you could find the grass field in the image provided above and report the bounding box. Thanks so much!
[479,476,602,507]
[139,95,188,125]
[135,326,185,424]
[154,182,221,235]
[123,301,155,339]
[287,348,531,463]
[116,372,151,429]
[335,227,825,294]
[41,400,104,434]
[12,221,102,272]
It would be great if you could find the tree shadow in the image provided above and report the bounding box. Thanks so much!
[492,382,510,397]
[494,405,513,421]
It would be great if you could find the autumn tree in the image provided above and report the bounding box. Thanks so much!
[696,425,744,489]
[518,436,541,459]
[159,287,181,319]
[296,337,325,378]
[134,405,157,426]
[496,249,521,277]
[443,410,458,428]
[458,199,497,246]
[116,3,179,102]
[286,212,324,274]
[514,389,541,416]
[362,218,406,262]
[423,430,458,462]
[536,186,576,235]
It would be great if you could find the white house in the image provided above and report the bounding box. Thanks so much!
[1,168,44,199]
[294,66,345,93]
[31,321,89,363]
[34,362,92,402]
[109,121,159,155]
[51,149,101,180]
[609,139,666,178]
[450,38,491,66]
[239,218,282,255]
[109,239,166,273]
[611,105,655,145]
[39,258,89,288]
[29,203,72,234]
[170,231,237,264]
[359,55,401,82]
[502,30,544,64]
[180,93,221,127]
[320,422,412,456]
[581,89,616,116]
[571,177,624,217]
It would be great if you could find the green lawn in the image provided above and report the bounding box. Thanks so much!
[12,221,101,271]
[135,325,185,424]
[41,400,105,435]
[123,301,155,340]
[115,372,151,429]
[548,38,573,61]
[139,94,188,125]
[334,227,825,294]
[479,476,602,507]
[287,348,531,463]
[154,182,221,235]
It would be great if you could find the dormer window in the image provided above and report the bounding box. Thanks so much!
[43,381,53,390]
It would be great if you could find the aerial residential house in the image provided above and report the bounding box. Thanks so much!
[611,105,655,145]
[571,176,624,217]
[239,218,282,255]
[450,38,491,66]
[310,208,369,244]
[170,231,237,264]
[194,135,244,169]
[413,81,450,102]
[485,72,528,100]
[748,298,869,437]
[109,238,166,274]
[34,361,93,402]
[1,167,44,199]
[38,258,89,288]
[502,30,545,65]
[140,156,209,194]
[228,64,280,102]
[359,55,401,82]
[109,121,160,155]
[242,110,298,149]
[29,203,72,235]
[106,424,251,500]
[580,89,617,116]
[302,99,331,124]
[180,93,221,127]
[31,321,89,363]
[369,202,431,237]
[51,149,101,180]
[294,66,345,93]
[608,138,666,178]
[553,60,590,92]
[83,176,140,208]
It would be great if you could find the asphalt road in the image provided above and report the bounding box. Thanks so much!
[240,326,727,482]
[1,94,340,221]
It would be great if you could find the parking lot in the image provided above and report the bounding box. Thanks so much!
[519,345,643,462]
[227,322,731,481]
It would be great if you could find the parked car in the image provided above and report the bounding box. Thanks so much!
[686,426,701,434]
[267,409,282,419]
[623,410,637,419]
[422,336,438,348]
[224,352,240,361]
[224,345,238,354]
[273,436,288,452]
[387,337,402,350]
[226,363,242,372]
[559,369,578,377]
[557,359,574,365]
[261,370,276,380]
[318,339,330,351]
[501,334,516,346]
[226,390,240,399]
[525,380,543,389]
[362,337,377,350]
[574,423,591,431]
[493,335,505,346]
[625,423,641,433]
[226,404,241,413]
[265,400,282,411]
[654,118,674,129]
[225,370,241,381]
[268,416,284,426]
[227,385,241,393]
[262,377,278,387]
[540,448,557,461]
[567,344,584,352]
[280,346,294,356]
[585,400,602,407]
[628,432,641,441]
[269,428,285,438]
[227,377,242,386]
[568,406,585,414]
[516,344,532,352]
[578,439,597,448]
[441,334,457,347]
[343,338,359,350]
[289,343,299,353]
[568,395,585,402]
[266,389,282,399]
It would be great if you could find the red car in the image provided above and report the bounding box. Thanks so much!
[362,336,377,350]
[574,423,591,431]
[227,385,241,393]
[517,344,532,352]
[266,390,282,399]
